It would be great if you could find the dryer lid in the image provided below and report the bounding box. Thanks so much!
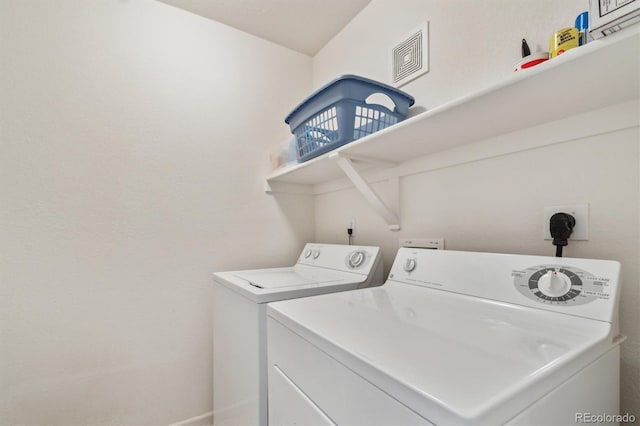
[267,283,615,425]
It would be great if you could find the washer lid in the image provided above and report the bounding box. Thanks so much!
[267,283,614,425]
[233,269,344,289]
[214,265,364,303]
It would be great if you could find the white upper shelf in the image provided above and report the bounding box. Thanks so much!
[267,27,640,186]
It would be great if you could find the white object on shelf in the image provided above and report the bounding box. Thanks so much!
[266,27,640,230]
[269,136,298,171]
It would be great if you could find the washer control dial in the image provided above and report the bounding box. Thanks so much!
[403,258,417,273]
[312,250,320,259]
[347,251,365,268]
[304,249,312,258]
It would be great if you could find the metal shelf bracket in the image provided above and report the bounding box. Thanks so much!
[330,152,400,231]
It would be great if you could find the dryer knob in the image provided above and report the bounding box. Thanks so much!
[403,258,417,272]
[538,269,571,297]
[313,250,321,259]
[348,251,366,268]
[304,249,312,258]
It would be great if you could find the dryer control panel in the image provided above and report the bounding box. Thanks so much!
[387,248,621,323]
[513,265,612,306]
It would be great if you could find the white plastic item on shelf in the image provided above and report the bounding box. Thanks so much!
[269,136,298,171]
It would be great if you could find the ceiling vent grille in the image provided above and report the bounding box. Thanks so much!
[391,22,429,87]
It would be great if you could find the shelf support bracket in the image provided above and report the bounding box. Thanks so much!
[330,153,400,231]
[264,180,314,195]
[342,154,398,169]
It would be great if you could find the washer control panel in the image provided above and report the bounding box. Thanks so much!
[297,243,381,275]
[514,265,611,306]
[347,251,366,268]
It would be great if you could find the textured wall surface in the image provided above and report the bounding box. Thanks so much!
[0,0,312,424]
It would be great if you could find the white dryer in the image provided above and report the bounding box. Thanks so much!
[267,248,623,425]
[212,243,383,425]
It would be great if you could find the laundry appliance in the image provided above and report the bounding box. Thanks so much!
[267,248,623,425]
[212,243,383,425]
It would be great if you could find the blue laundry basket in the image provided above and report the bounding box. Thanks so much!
[285,75,415,162]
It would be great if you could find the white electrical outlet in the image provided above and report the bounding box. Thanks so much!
[543,204,589,241]
[399,238,444,250]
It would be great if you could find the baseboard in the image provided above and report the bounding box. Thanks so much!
[168,411,213,426]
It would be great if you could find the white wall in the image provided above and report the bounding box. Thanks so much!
[312,0,640,417]
[2,0,638,423]
[0,0,312,424]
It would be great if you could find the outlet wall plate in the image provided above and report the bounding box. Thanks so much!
[543,204,589,240]
[399,238,444,250]
[348,218,356,237]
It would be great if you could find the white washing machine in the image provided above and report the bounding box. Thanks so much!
[267,248,623,425]
[212,243,383,425]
